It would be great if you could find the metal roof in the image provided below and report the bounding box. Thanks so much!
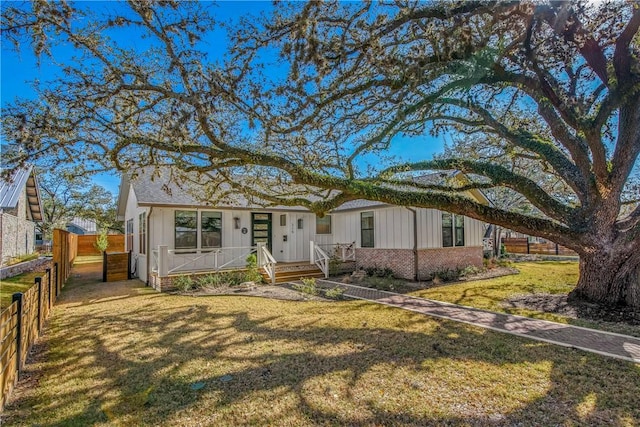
[0,165,43,221]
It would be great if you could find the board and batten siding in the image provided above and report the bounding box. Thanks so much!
[331,206,485,249]
[123,185,150,282]
[147,208,321,263]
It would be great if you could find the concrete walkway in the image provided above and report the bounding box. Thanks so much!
[316,279,640,364]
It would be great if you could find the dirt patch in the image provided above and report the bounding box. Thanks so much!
[504,293,640,327]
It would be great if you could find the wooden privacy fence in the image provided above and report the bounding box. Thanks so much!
[0,264,61,411]
[77,235,124,256]
[53,229,77,287]
[502,238,577,256]
[103,252,131,282]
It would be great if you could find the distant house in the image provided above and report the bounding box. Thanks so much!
[117,168,489,290]
[0,166,43,264]
[66,218,98,235]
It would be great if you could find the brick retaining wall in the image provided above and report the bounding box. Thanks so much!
[0,257,52,280]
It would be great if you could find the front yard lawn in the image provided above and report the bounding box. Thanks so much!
[411,261,640,337]
[2,271,638,426]
[0,272,43,310]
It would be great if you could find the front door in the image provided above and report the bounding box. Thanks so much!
[251,213,272,251]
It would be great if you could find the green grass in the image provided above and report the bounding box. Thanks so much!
[1,265,639,426]
[412,261,639,337]
[0,272,43,310]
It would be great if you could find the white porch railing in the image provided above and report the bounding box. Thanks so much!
[316,242,356,262]
[152,246,257,276]
[257,242,277,284]
[310,241,330,278]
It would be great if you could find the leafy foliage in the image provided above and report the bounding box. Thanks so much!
[1,1,639,305]
[292,277,319,296]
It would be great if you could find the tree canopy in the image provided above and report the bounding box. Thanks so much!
[37,167,120,239]
[1,1,639,306]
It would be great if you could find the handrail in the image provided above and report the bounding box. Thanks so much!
[153,246,257,275]
[258,243,277,284]
[311,242,330,278]
[317,242,356,262]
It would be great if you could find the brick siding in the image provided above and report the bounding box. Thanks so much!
[417,246,483,280]
[355,246,483,280]
[355,248,415,280]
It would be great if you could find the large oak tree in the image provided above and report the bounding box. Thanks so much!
[1,1,639,306]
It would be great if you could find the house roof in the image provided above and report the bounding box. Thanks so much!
[0,165,43,221]
[117,167,489,219]
[66,217,98,234]
[116,167,309,220]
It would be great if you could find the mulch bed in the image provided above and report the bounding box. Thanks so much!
[504,293,640,327]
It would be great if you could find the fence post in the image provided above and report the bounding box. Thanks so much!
[128,251,132,280]
[46,267,52,311]
[35,277,42,333]
[54,262,59,299]
[12,293,23,372]
[309,241,315,265]
[555,243,559,255]
[526,239,530,254]
[103,251,108,282]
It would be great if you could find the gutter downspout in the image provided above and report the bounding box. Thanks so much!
[146,207,153,286]
[406,207,419,281]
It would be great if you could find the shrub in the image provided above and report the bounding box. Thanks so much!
[95,229,109,253]
[365,266,395,278]
[221,271,246,286]
[431,268,461,282]
[496,258,513,268]
[459,265,482,278]
[174,275,195,292]
[244,254,264,283]
[328,257,342,276]
[324,286,346,300]
[363,276,399,291]
[197,273,223,288]
[292,277,319,296]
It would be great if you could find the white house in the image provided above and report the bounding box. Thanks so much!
[0,166,43,265]
[116,168,489,290]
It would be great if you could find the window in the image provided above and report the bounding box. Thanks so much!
[201,211,222,249]
[316,215,331,234]
[454,215,465,246]
[126,219,134,251]
[442,212,464,247]
[138,212,147,254]
[175,210,197,249]
[361,211,374,248]
[442,213,453,247]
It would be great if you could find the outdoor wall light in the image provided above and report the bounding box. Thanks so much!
[233,217,240,229]
[297,218,304,229]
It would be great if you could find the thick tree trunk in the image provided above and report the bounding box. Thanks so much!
[569,247,640,308]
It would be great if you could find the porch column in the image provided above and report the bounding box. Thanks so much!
[158,245,169,278]
[310,241,315,264]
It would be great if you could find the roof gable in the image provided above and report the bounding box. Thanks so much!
[0,166,43,221]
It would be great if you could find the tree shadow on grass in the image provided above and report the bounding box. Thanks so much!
[3,278,639,426]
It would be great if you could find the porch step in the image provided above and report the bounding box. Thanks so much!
[261,266,325,284]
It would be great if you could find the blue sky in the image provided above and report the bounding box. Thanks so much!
[1,1,445,196]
